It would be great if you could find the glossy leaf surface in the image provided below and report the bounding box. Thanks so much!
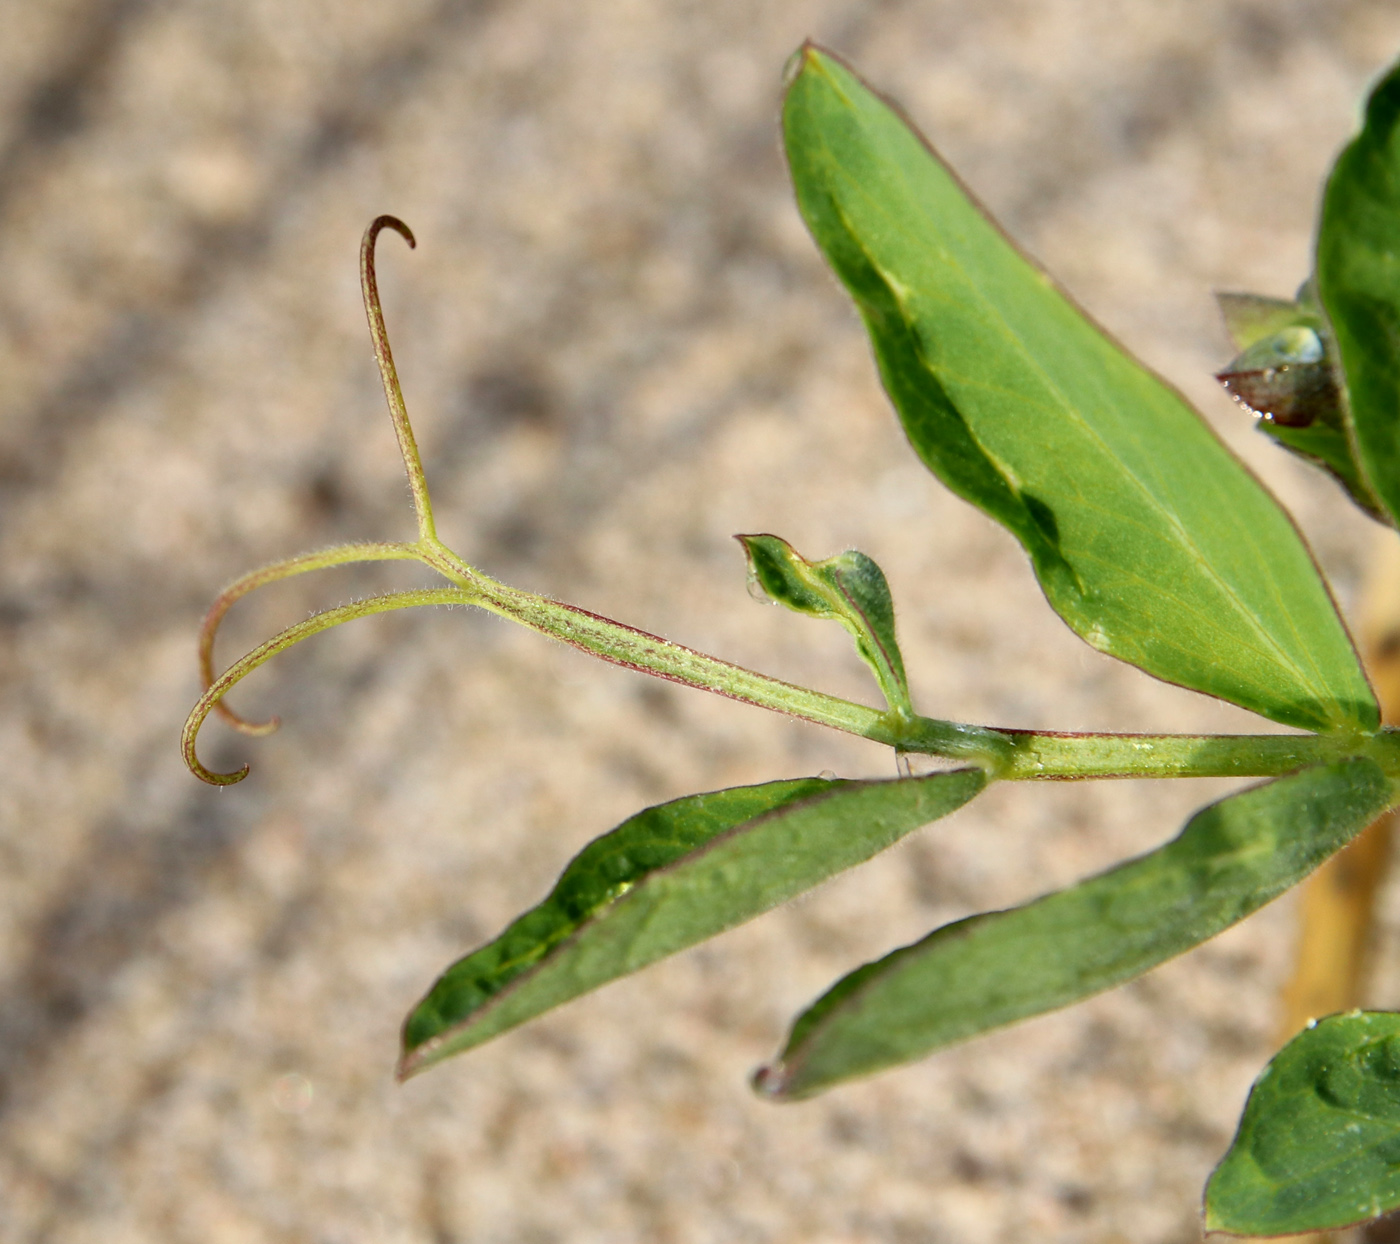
[758,759,1393,1100]
[1258,419,1388,526]
[1318,58,1400,529]
[401,769,985,1077]
[1207,1011,1400,1236]
[784,46,1376,734]
[738,533,911,716]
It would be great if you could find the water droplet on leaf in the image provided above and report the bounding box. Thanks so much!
[746,572,774,604]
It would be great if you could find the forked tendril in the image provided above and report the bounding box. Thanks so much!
[187,216,461,784]
[189,217,1323,791]
[199,542,424,735]
[185,587,476,784]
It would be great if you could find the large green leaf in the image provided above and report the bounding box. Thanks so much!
[400,769,985,1077]
[1317,58,1400,530]
[1207,1010,1400,1236]
[784,46,1376,734]
[757,758,1394,1100]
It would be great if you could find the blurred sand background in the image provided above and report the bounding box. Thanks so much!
[5,1,1400,1241]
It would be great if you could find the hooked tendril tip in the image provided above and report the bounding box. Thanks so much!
[360,214,436,544]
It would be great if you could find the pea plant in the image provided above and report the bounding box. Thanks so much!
[185,44,1400,1237]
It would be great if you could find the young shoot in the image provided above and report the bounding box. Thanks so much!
[187,44,1400,1239]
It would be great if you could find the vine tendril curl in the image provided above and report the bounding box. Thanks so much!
[185,587,476,785]
[200,541,425,734]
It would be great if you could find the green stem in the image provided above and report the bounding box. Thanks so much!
[191,537,1400,785]
[186,216,1400,791]
[413,541,1001,761]
[416,541,1396,782]
[985,728,1399,781]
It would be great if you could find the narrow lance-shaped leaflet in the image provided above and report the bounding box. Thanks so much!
[400,768,985,1078]
[758,758,1396,1100]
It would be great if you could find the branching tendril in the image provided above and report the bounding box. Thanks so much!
[199,542,424,735]
[186,215,1310,792]
[185,587,475,785]
[185,216,457,785]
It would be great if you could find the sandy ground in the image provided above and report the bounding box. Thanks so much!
[5,1,1400,1241]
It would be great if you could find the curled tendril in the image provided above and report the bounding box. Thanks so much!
[189,215,984,788]
[361,215,437,543]
[199,542,426,735]
[185,587,475,785]
[184,214,478,786]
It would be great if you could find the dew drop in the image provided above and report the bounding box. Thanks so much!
[272,1072,314,1114]
[817,769,837,781]
[746,572,774,604]
[1306,1017,1318,1029]
[752,1063,787,1097]
[781,47,807,89]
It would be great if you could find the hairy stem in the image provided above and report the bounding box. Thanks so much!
[189,532,1400,785]
[987,728,1396,781]
[188,215,1400,792]
[417,541,1396,781]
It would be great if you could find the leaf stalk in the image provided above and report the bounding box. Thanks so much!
[186,217,1398,791]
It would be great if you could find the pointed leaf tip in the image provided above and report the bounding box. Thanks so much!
[762,759,1394,1100]
[1216,290,1316,352]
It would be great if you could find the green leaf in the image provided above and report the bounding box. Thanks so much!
[738,533,912,717]
[1256,417,1389,526]
[400,768,986,1077]
[757,758,1394,1100]
[1318,58,1400,530]
[783,45,1377,734]
[1207,1011,1400,1236]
